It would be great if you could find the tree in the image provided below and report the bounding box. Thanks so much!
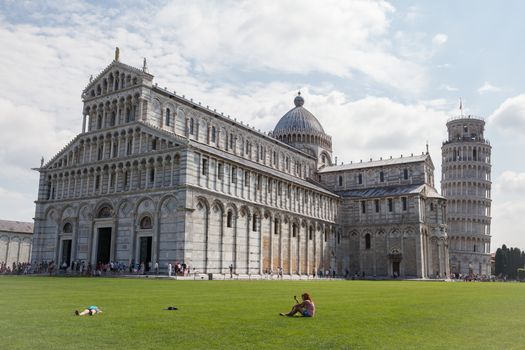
[507,248,523,279]
[495,245,509,276]
[495,245,525,279]
[495,247,504,276]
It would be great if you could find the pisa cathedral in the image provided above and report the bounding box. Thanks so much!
[31,51,451,278]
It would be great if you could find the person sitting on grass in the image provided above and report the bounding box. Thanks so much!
[280,293,315,317]
[75,305,102,316]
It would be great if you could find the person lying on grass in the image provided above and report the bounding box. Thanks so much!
[75,305,102,316]
[280,292,315,317]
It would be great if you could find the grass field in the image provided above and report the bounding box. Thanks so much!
[0,277,524,350]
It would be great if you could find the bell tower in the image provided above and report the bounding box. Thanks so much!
[441,115,492,276]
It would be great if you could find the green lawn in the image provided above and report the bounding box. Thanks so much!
[0,277,524,349]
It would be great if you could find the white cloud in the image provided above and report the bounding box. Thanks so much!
[404,5,421,22]
[495,171,525,194]
[432,33,448,45]
[0,98,74,179]
[488,93,525,135]
[491,200,525,250]
[0,187,36,223]
[153,0,426,93]
[440,84,458,92]
[478,81,502,94]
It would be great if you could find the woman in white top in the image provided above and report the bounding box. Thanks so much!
[280,293,315,317]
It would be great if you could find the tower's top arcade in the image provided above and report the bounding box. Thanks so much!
[445,115,487,143]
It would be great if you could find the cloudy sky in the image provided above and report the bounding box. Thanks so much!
[0,0,524,251]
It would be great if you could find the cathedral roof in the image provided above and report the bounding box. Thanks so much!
[273,93,326,135]
[335,183,444,199]
[318,154,431,173]
[0,220,33,234]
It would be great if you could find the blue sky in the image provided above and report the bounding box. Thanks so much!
[0,0,524,250]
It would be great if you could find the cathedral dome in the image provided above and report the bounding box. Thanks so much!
[273,93,325,135]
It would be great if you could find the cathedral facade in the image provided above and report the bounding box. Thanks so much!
[31,53,449,278]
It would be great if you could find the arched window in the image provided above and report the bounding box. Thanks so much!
[292,223,298,238]
[365,234,371,249]
[97,206,112,218]
[63,222,72,233]
[309,227,313,240]
[110,112,116,126]
[189,118,194,135]
[140,216,152,229]
[124,170,129,188]
[252,213,258,232]
[211,126,216,143]
[166,108,171,126]
[274,218,279,234]
[149,168,155,183]
[227,211,233,228]
[127,139,133,155]
[97,145,103,160]
[97,114,103,129]
[126,107,132,123]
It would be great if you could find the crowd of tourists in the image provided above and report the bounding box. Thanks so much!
[0,259,198,277]
[0,260,504,281]
[451,273,495,282]
[0,261,34,274]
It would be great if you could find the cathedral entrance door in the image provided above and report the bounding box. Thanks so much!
[392,261,400,277]
[96,228,112,264]
[61,239,72,267]
[139,236,152,271]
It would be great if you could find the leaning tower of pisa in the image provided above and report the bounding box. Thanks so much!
[441,116,492,276]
